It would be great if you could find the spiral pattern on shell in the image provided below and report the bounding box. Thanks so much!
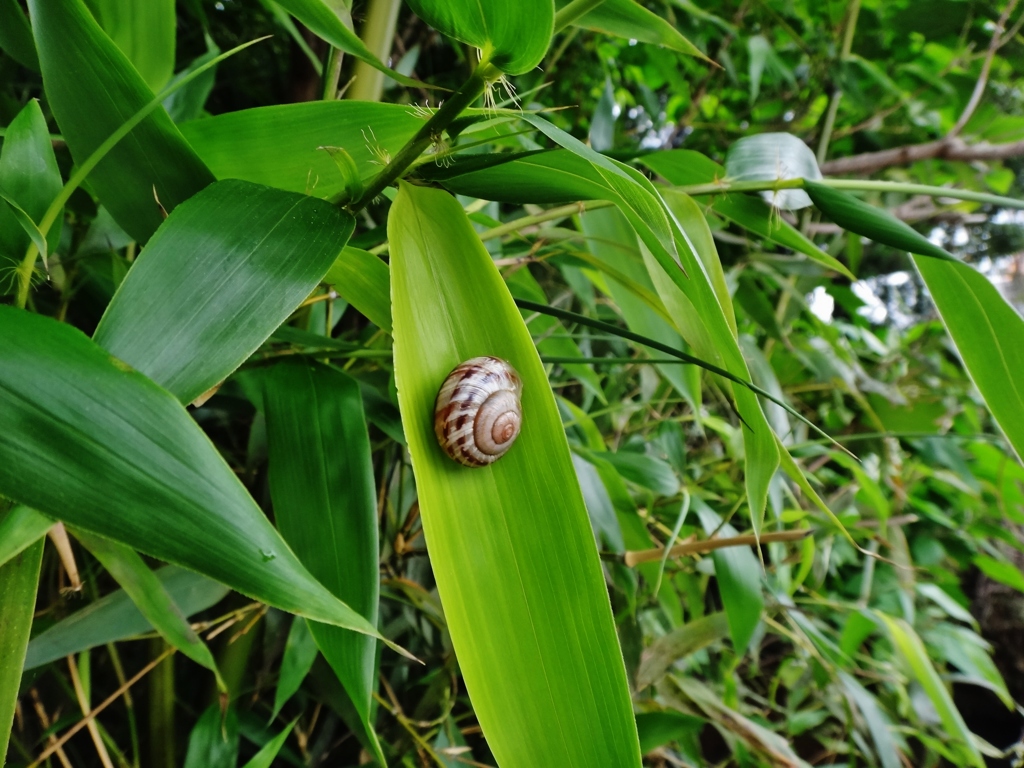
[434,357,523,467]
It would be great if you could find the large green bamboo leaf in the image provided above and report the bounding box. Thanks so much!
[0,0,38,69]
[263,360,384,763]
[25,565,228,670]
[73,529,224,686]
[390,182,641,767]
[180,102,428,201]
[0,539,43,761]
[452,119,779,532]
[559,0,706,59]
[0,307,387,644]
[405,0,553,75]
[914,257,1024,461]
[878,614,985,768]
[94,179,354,405]
[28,0,214,243]
[84,0,176,90]
[0,99,62,286]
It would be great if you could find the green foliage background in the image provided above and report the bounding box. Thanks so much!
[2,0,1024,767]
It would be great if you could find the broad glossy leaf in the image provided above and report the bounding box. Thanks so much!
[405,0,553,74]
[85,0,176,90]
[724,132,821,210]
[263,360,384,762]
[0,0,37,69]
[806,182,955,262]
[0,99,62,282]
[696,501,763,653]
[272,617,319,719]
[0,505,53,568]
[25,565,228,670]
[562,0,706,59]
[878,614,984,768]
[0,307,384,642]
[914,256,1024,460]
[0,539,43,761]
[94,179,354,405]
[323,246,393,332]
[73,529,223,685]
[180,102,428,201]
[28,0,214,243]
[274,0,422,86]
[390,183,641,767]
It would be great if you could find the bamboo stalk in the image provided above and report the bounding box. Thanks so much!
[624,529,811,567]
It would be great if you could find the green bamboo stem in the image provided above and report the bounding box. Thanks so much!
[345,0,402,102]
[347,64,496,210]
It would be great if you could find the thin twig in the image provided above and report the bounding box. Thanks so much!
[29,648,176,767]
[949,0,1021,138]
[66,655,117,768]
[623,529,811,567]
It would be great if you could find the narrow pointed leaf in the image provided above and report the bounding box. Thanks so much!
[25,566,228,670]
[72,528,223,686]
[806,181,956,262]
[390,183,641,767]
[28,0,215,243]
[560,0,707,59]
[181,102,428,201]
[241,720,298,768]
[405,0,553,75]
[637,612,730,689]
[878,614,985,768]
[579,206,703,414]
[272,618,319,719]
[0,505,53,569]
[913,256,1024,460]
[274,0,424,87]
[0,99,62,279]
[0,539,43,760]
[263,359,384,763]
[94,179,354,405]
[0,307,387,643]
[695,501,763,653]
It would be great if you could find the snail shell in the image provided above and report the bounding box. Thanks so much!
[434,356,523,467]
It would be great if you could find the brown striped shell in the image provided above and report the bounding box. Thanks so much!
[433,357,523,467]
